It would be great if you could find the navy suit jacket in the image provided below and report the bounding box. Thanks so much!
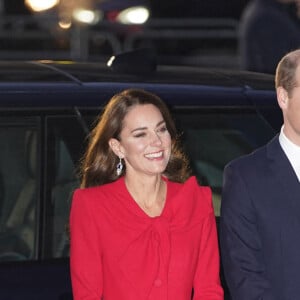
[220,135,300,300]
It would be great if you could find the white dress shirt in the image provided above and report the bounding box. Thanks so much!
[279,127,300,182]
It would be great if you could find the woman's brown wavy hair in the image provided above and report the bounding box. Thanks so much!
[80,88,191,188]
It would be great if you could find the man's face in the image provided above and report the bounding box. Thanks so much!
[278,66,300,146]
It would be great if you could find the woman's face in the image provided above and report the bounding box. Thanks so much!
[114,104,172,177]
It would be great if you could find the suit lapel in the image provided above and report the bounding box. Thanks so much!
[266,135,300,212]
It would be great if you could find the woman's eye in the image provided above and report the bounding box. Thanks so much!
[158,126,167,133]
[133,132,146,138]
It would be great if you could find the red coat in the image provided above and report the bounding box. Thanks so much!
[70,176,223,300]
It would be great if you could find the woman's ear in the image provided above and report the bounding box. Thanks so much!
[276,86,289,110]
[109,138,123,157]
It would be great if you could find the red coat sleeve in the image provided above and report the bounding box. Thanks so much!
[69,189,103,300]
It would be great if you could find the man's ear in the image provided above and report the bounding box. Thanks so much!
[109,138,123,158]
[277,86,289,110]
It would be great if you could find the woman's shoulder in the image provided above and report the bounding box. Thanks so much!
[72,179,122,202]
[169,176,211,195]
[168,176,213,214]
[70,179,125,220]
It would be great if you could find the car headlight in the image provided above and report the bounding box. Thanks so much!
[25,0,59,12]
[116,6,150,25]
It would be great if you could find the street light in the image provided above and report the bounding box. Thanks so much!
[25,0,59,12]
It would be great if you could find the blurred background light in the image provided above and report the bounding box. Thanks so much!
[58,20,72,29]
[73,9,103,25]
[25,0,59,12]
[116,6,150,24]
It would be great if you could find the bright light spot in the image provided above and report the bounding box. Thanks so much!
[39,60,74,64]
[38,60,54,63]
[59,20,72,29]
[25,0,59,12]
[117,6,150,25]
[107,56,115,67]
[73,9,102,25]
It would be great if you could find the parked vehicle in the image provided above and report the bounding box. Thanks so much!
[0,50,281,299]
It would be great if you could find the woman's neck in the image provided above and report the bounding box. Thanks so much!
[124,174,167,217]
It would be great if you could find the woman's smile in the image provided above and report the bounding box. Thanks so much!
[144,150,164,159]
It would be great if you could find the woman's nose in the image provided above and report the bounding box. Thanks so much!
[150,132,162,145]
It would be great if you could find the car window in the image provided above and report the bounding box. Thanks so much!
[175,109,277,216]
[0,117,39,262]
[0,107,277,262]
[44,116,86,259]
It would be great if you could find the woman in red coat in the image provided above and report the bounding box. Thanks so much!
[69,88,223,300]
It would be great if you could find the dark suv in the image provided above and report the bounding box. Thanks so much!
[0,55,281,299]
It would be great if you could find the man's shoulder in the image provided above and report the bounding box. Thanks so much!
[227,135,279,171]
[230,145,266,167]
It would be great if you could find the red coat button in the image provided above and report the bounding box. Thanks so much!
[154,279,162,287]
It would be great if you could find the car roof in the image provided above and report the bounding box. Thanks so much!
[0,60,276,108]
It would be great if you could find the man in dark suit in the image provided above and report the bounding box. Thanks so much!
[220,49,300,299]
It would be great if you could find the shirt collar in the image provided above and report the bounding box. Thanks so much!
[279,126,300,182]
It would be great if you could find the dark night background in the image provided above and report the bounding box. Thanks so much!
[0,0,252,67]
[2,0,250,19]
